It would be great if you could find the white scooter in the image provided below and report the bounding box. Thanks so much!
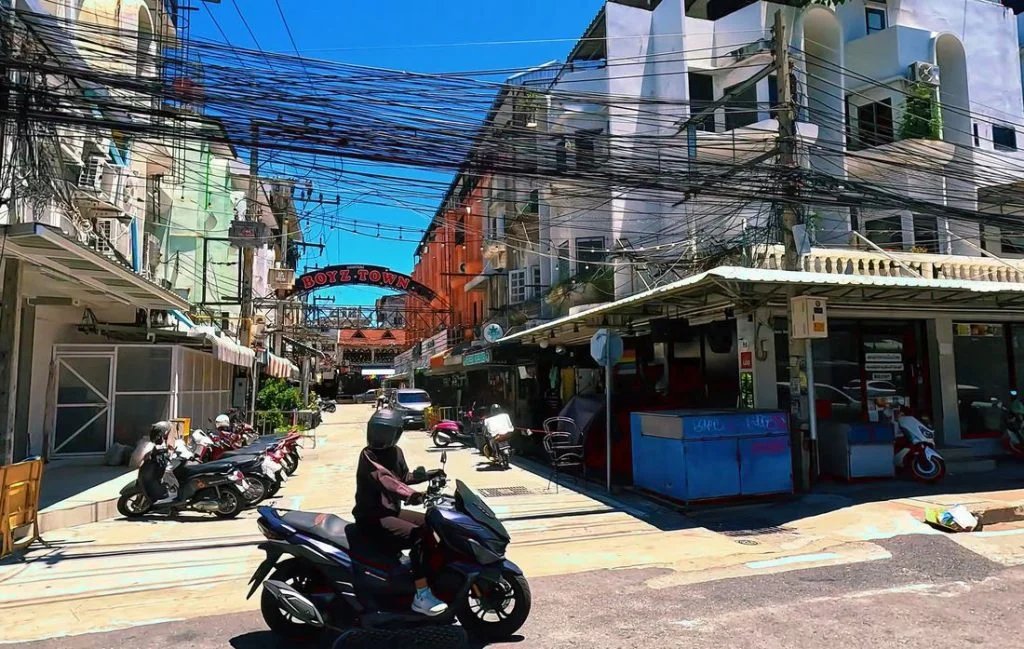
[893,408,946,483]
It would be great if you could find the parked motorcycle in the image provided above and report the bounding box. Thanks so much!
[117,440,249,519]
[894,409,946,482]
[247,452,531,643]
[193,429,292,500]
[318,397,337,413]
[480,406,514,470]
[999,390,1024,459]
[431,403,482,448]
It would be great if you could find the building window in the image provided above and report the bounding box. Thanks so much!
[855,99,894,149]
[508,268,527,304]
[575,237,606,280]
[575,130,600,171]
[723,81,759,131]
[865,6,887,34]
[530,265,541,299]
[556,241,571,282]
[687,72,716,132]
[994,125,1018,152]
[864,214,903,250]
[555,138,567,173]
[954,323,1012,438]
[912,214,939,253]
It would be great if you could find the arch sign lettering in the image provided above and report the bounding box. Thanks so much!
[291,264,440,302]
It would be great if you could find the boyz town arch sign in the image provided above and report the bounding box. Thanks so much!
[290,264,440,302]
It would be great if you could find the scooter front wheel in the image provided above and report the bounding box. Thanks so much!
[261,559,324,643]
[214,487,245,518]
[911,453,946,483]
[457,569,532,642]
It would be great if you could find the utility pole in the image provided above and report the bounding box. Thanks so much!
[774,10,813,491]
[274,200,287,356]
[239,123,258,349]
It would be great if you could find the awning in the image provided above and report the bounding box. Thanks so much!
[3,223,189,310]
[499,265,1024,346]
[186,325,256,367]
[361,368,396,377]
[429,350,449,368]
[262,351,299,379]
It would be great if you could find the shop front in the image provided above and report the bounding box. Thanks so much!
[498,266,1024,493]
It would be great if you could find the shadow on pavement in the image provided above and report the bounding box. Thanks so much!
[230,631,336,649]
[686,459,1024,534]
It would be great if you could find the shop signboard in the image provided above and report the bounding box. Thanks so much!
[463,350,492,367]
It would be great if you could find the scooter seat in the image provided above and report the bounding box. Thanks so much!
[279,510,352,550]
[180,457,245,477]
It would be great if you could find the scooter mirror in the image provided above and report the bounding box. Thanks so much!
[441,451,447,465]
[1012,390,1019,397]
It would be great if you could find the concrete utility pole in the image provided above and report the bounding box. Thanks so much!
[773,10,812,491]
[239,123,258,349]
[274,196,287,356]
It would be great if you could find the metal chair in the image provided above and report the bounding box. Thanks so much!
[542,416,584,492]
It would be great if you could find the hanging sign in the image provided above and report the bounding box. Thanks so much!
[463,350,492,367]
[483,323,505,344]
[291,264,439,301]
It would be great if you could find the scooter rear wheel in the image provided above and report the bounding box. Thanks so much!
[911,454,946,483]
[432,430,452,448]
[214,487,245,518]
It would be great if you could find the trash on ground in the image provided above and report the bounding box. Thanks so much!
[924,505,980,532]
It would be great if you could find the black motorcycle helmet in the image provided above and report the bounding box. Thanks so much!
[149,420,171,444]
[490,404,502,416]
[366,408,404,450]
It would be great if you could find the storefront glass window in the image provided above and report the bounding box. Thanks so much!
[953,323,1009,436]
[810,324,862,423]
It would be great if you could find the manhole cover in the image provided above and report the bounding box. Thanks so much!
[736,539,759,546]
[478,486,533,498]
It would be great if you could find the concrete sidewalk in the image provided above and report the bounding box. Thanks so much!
[5,405,1024,645]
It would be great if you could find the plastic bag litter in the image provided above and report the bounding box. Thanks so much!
[924,505,979,532]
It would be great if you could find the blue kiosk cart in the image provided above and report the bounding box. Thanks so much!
[630,409,793,502]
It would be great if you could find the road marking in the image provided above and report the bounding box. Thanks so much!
[745,552,841,569]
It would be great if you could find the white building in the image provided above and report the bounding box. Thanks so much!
[482,0,1024,456]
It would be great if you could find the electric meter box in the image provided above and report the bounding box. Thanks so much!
[791,296,828,339]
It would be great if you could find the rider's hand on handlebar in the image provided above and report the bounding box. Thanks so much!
[406,492,425,506]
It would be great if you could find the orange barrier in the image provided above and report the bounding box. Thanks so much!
[0,457,44,559]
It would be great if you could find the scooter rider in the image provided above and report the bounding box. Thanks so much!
[353,408,448,616]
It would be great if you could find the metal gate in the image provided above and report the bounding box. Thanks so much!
[52,353,114,456]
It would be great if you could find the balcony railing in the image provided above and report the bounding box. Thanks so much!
[757,244,1024,284]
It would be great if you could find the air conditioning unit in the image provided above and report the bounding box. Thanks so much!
[94,218,127,258]
[78,156,105,192]
[910,61,940,86]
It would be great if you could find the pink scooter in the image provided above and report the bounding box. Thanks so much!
[431,403,481,448]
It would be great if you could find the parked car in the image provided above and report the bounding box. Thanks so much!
[336,394,356,404]
[355,389,377,404]
[391,388,432,429]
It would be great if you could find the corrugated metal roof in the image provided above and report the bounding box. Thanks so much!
[499,265,1024,343]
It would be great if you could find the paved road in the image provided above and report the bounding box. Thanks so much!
[17,534,1022,649]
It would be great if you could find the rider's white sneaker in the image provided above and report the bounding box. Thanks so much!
[411,587,448,616]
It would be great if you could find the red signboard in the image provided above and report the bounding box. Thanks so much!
[291,264,439,302]
[740,350,753,370]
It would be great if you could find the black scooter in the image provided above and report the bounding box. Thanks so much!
[246,452,531,643]
[117,443,249,519]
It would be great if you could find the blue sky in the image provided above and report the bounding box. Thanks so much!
[192,0,605,307]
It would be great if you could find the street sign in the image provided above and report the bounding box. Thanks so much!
[590,329,623,367]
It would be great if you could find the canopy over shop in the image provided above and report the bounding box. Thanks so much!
[497,266,1024,492]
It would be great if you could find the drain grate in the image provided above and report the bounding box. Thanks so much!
[478,486,533,498]
[719,526,791,537]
